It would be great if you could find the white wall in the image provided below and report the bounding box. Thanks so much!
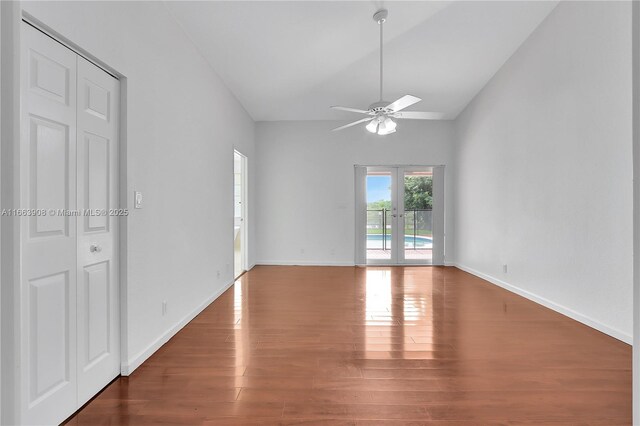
[0,3,3,423]
[454,1,633,341]
[255,120,455,265]
[19,1,256,374]
[1,3,21,424]
[632,1,640,421]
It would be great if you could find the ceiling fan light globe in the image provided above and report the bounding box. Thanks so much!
[383,117,397,131]
[366,120,379,133]
[377,117,396,135]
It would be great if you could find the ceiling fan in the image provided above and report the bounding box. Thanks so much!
[331,9,445,135]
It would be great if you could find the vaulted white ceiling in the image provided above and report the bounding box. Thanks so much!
[166,1,558,121]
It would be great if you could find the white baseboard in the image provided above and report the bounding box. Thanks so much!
[120,279,235,375]
[257,261,456,268]
[256,260,355,267]
[454,263,632,344]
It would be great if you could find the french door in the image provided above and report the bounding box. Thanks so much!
[355,166,444,265]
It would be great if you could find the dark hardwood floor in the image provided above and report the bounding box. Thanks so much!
[65,266,631,425]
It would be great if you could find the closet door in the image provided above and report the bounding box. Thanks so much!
[20,23,121,424]
[75,56,120,406]
[20,23,78,425]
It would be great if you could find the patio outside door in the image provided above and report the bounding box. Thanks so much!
[355,166,444,265]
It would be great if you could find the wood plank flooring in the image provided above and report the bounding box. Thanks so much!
[65,266,631,425]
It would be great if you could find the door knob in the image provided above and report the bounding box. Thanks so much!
[90,244,102,253]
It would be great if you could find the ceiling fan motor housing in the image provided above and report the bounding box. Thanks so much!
[368,101,392,114]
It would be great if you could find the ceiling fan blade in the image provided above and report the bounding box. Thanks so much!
[331,106,372,114]
[392,111,446,120]
[386,95,421,112]
[332,117,374,132]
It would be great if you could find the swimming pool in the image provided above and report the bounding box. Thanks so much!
[367,234,432,249]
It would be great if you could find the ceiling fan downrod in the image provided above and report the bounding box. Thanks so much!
[373,9,388,102]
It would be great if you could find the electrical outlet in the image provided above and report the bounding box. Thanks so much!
[330,248,335,255]
[162,301,167,316]
[300,248,305,254]
[216,270,221,279]
[503,264,508,273]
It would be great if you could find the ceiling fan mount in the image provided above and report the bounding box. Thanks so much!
[330,8,445,135]
[373,9,388,24]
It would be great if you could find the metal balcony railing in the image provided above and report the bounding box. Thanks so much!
[366,208,432,250]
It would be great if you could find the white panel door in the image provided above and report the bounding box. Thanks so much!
[20,23,78,425]
[20,23,121,425]
[76,56,120,406]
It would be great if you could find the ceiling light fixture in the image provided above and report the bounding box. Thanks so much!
[378,117,397,135]
[366,119,379,134]
[330,9,446,135]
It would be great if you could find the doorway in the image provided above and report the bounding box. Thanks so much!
[234,150,247,278]
[355,165,445,265]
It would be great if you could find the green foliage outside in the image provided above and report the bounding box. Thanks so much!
[403,176,433,210]
[367,199,391,210]
[366,176,433,210]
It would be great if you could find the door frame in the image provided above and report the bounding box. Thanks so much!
[0,10,129,424]
[233,149,248,277]
[354,164,445,267]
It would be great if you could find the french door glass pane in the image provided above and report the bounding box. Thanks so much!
[403,170,433,262]
[366,172,392,261]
